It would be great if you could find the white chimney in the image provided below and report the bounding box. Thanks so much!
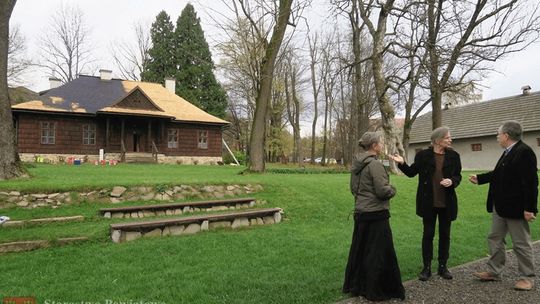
[521,85,531,95]
[165,77,176,93]
[49,77,62,89]
[100,69,112,81]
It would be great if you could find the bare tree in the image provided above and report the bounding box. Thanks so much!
[332,32,354,165]
[0,0,26,180]
[38,4,94,83]
[389,3,431,156]
[306,29,322,164]
[216,16,265,155]
[267,64,290,163]
[319,33,339,166]
[7,24,32,85]
[110,20,151,81]
[230,0,295,172]
[283,48,304,164]
[333,0,380,164]
[423,0,540,128]
[355,0,405,173]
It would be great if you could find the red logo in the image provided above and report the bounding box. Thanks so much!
[2,297,36,304]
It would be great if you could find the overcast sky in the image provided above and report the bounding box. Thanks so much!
[9,0,540,101]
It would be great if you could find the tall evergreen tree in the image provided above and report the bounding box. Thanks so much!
[175,4,227,118]
[141,11,175,84]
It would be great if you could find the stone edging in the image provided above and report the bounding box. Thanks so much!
[0,184,263,209]
[0,237,89,253]
[0,215,85,228]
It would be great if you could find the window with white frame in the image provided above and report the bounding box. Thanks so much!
[41,121,55,144]
[168,129,178,148]
[82,124,96,145]
[198,130,208,149]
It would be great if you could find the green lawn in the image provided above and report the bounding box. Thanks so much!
[0,164,538,303]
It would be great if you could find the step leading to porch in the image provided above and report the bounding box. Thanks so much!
[124,152,155,163]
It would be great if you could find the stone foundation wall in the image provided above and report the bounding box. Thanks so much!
[157,155,222,165]
[0,184,263,209]
[19,153,119,164]
[18,153,222,165]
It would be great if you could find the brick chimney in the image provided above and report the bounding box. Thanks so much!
[99,69,112,81]
[165,77,176,93]
[49,77,61,89]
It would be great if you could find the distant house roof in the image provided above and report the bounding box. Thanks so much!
[410,91,540,144]
[11,75,228,125]
[9,86,38,104]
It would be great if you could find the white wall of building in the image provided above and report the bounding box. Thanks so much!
[407,131,540,171]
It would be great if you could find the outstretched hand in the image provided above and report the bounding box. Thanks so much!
[468,175,478,184]
[524,211,536,222]
[388,153,404,164]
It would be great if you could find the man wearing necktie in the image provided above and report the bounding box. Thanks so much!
[469,120,538,291]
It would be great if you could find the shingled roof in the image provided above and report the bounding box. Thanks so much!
[11,75,228,125]
[410,91,540,144]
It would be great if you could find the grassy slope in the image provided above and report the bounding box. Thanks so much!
[0,164,537,303]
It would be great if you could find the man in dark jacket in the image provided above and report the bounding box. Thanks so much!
[470,120,538,291]
[390,126,462,281]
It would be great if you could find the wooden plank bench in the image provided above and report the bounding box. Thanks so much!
[110,207,283,243]
[99,197,257,219]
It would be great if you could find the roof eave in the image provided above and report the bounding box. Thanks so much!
[12,108,96,116]
[171,119,229,126]
[95,110,175,119]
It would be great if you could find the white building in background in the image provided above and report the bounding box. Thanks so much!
[407,87,540,170]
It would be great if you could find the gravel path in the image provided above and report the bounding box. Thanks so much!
[338,241,540,304]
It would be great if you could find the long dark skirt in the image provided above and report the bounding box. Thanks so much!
[343,210,405,301]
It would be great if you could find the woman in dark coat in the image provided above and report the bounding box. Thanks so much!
[389,126,462,281]
[343,131,405,301]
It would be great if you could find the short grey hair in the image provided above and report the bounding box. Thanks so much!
[499,120,522,141]
[358,131,383,150]
[431,126,450,145]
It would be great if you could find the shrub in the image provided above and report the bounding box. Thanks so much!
[223,150,247,165]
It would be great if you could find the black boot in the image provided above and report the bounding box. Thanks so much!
[438,264,453,280]
[418,265,431,281]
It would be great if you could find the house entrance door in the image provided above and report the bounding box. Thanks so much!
[133,134,140,152]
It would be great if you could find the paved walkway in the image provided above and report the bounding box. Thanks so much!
[338,241,540,304]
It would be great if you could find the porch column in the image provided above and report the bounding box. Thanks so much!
[105,117,110,149]
[147,120,152,150]
[121,119,125,149]
[161,121,165,144]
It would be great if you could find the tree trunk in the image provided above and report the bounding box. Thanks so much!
[248,0,293,172]
[0,0,26,180]
[322,87,329,166]
[365,0,403,173]
[309,40,319,164]
[350,0,370,159]
[291,68,301,164]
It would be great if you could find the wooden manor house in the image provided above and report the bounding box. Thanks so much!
[11,70,229,164]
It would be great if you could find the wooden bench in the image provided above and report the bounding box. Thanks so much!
[99,197,257,219]
[110,207,283,243]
